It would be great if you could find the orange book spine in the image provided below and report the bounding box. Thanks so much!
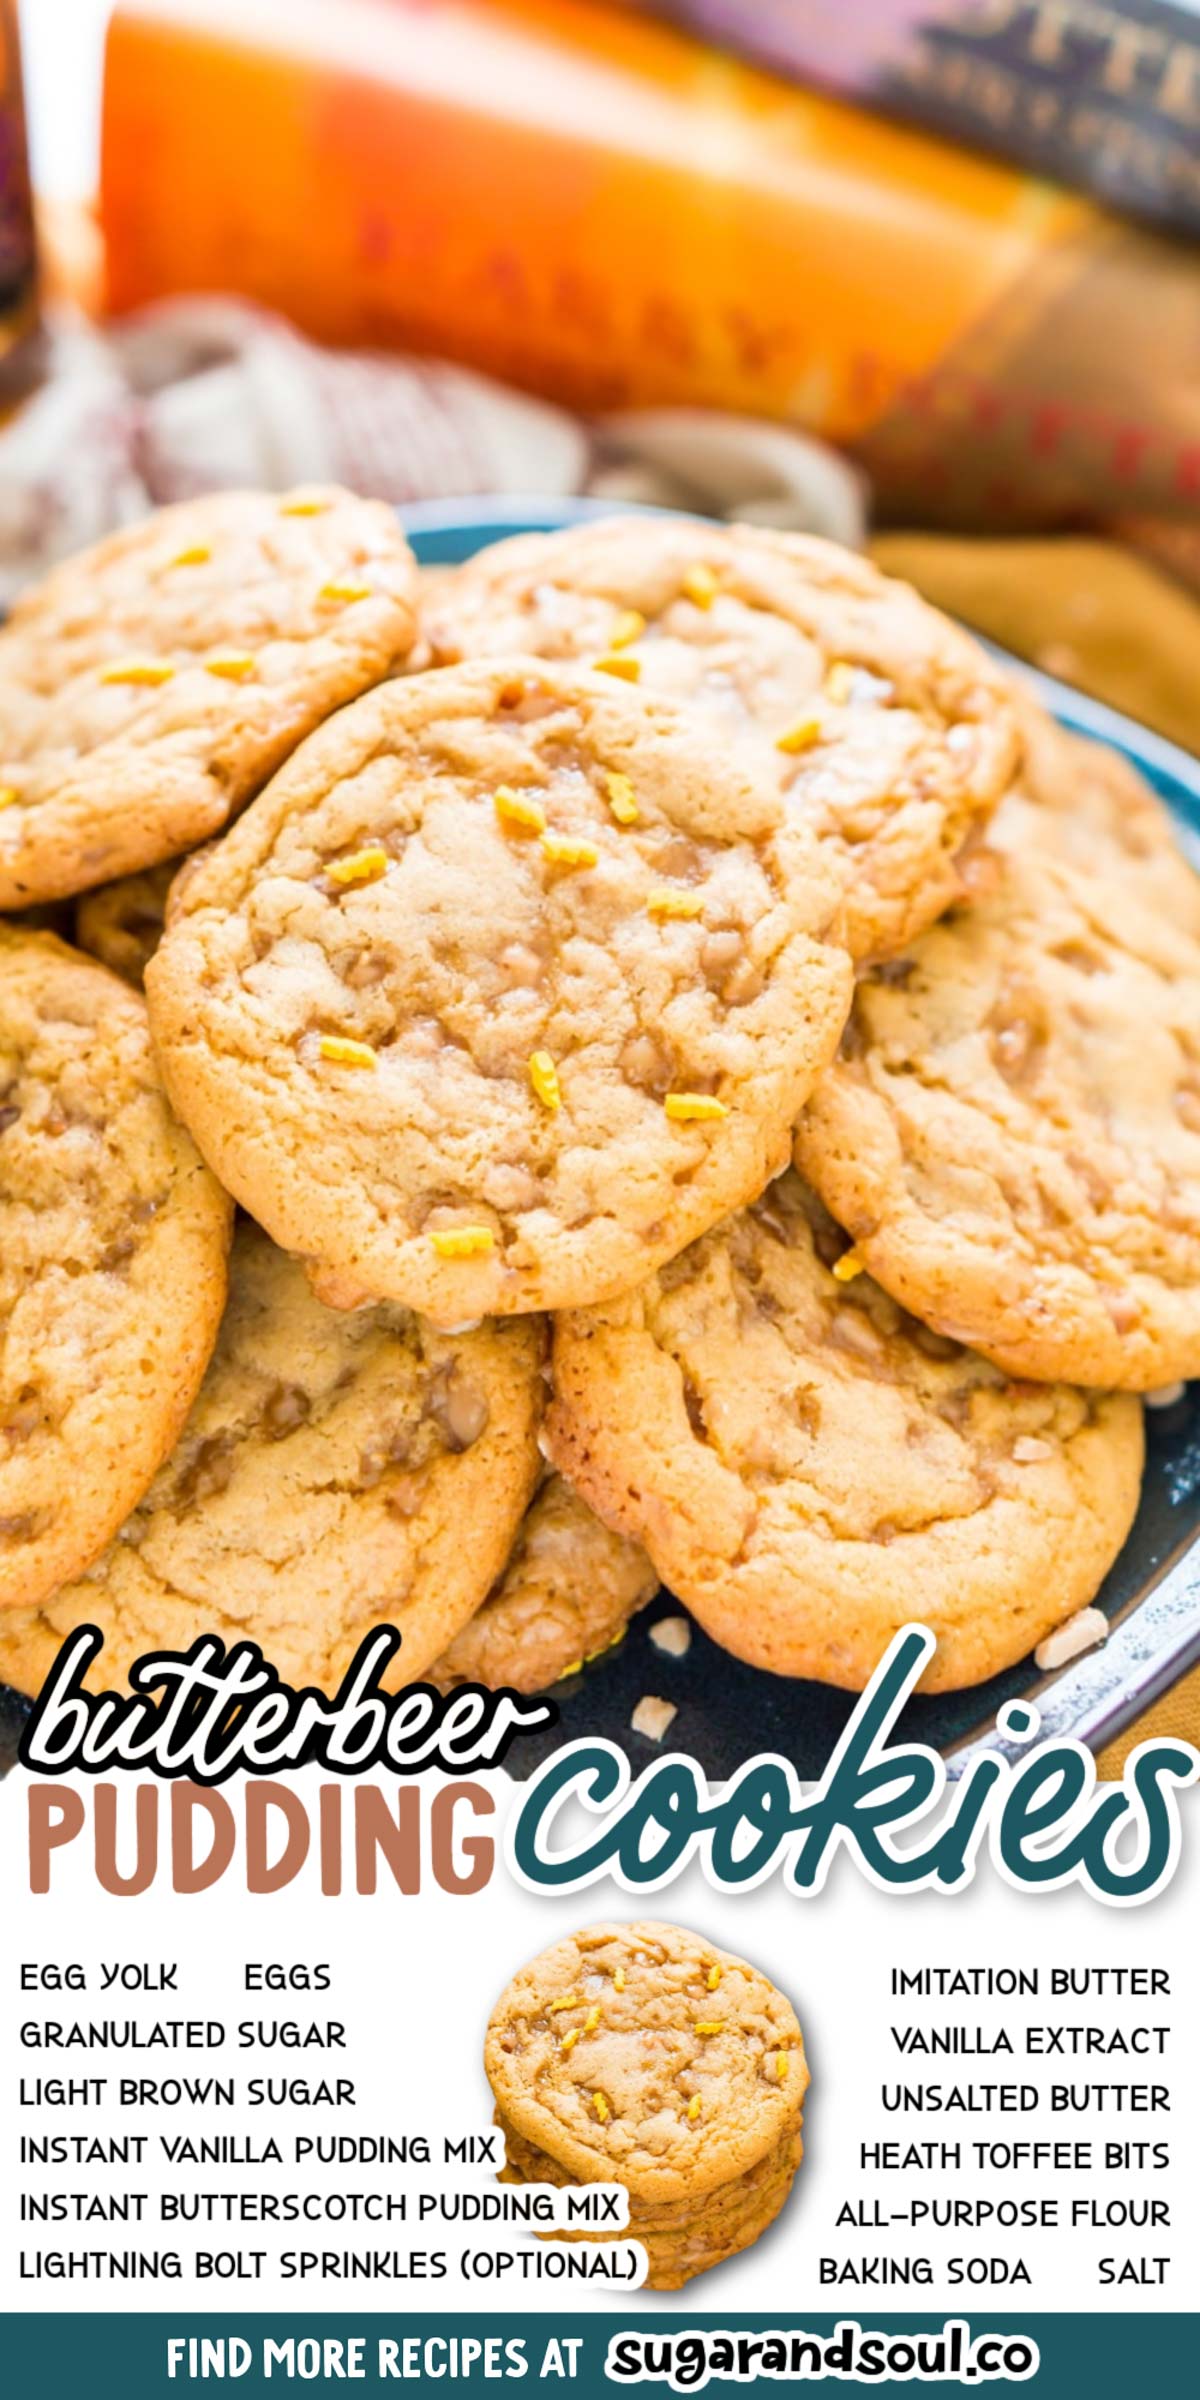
[100,0,1198,524]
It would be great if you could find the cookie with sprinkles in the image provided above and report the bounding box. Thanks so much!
[0,926,232,1613]
[0,487,418,908]
[797,807,1200,1390]
[428,1471,658,1693]
[146,658,852,1322]
[0,1219,544,1696]
[424,514,1019,962]
[546,1170,1143,1690]
[485,1921,808,2289]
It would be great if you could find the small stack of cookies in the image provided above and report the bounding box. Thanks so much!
[1,498,1194,1704]
[484,1921,808,2288]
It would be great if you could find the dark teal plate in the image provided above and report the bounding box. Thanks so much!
[2,499,1197,1781]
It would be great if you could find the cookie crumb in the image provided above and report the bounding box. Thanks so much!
[1145,1381,1187,1409]
[650,1615,691,1658]
[1034,1606,1109,1672]
[631,1695,677,1741]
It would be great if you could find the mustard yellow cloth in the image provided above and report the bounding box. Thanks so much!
[874,533,1200,1775]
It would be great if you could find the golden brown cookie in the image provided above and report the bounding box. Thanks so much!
[0,927,232,1613]
[146,658,852,1323]
[0,487,418,908]
[427,515,1019,962]
[428,1471,658,1692]
[1011,693,1200,936]
[76,859,176,988]
[797,808,1200,1391]
[0,1219,544,1697]
[547,1172,1143,1690]
[485,1921,807,2289]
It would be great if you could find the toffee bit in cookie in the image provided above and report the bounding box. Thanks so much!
[560,2026,581,2054]
[429,1225,496,1259]
[583,2005,602,2034]
[603,770,639,826]
[706,1965,722,1991]
[608,608,646,650]
[529,1050,562,1111]
[776,715,822,756]
[775,2051,790,2080]
[319,581,374,603]
[612,1967,626,1993]
[693,2020,724,2036]
[592,2092,610,2123]
[100,658,176,687]
[317,1034,378,1069]
[831,1248,865,1282]
[681,562,718,609]
[328,845,389,888]
[169,543,211,567]
[686,2092,703,2122]
[279,497,330,515]
[647,889,704,921]
[592,652,642,682]
[1034,1605,1108,1672]
[650,1615,691,1658]
[0,787,18,810]
[494,785,546,834]
[664,1093,729,1123]
[541,832,599,869]
[548,1993,579,2014]
[631,1695,677,1740]
[824,660,854,704]
[205,653,257,681]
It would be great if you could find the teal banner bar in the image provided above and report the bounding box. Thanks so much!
[0,2313,1192,2397]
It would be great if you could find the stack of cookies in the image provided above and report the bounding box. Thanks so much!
[484,1921,808,2288]
[1,497,1194,1703]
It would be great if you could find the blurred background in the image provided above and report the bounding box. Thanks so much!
[4,0,1200,754]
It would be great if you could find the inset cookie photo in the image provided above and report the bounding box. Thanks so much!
[485,1921,809,2289]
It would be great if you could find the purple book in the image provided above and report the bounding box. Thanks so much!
[624,1,1200,242]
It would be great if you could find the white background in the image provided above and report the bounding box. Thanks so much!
[0,1759,1196,2317]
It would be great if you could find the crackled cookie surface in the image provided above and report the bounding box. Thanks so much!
[547,1172,1143,1689]
[1013,694,1200,936]
[76,859,176,988]
[427,515,1019,961]
[147,658,852,1322]
[0,928,232,1613]
[797,814,1200,1390]
[485,1921,806,2200]
[0,1220,544,1697]
[429,1471,657,1692]
[0,487,418,907]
